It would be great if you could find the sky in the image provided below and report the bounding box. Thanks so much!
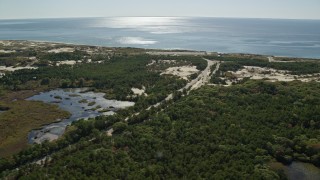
[0,0,320,20]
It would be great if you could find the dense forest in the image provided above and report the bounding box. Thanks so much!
[0,54,206,107]
[1,42,320,179]
[2,80,319,179]
[0,50,207,160]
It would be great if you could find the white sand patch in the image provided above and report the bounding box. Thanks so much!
[85,49,96,54]
[231,66,320,82]
[0,41,12,46]
[48,48,75,53]
[159,60,177,64]
[56,60,77,66]
[0,66,37,72]
[35,156,52,165]
[102,111,116,116]
[161,66,199,80]
[131,86,147,96]
[225,80,233,86]
[147,60,177,66]
[29,42,37,47]
[0,50,16,53]
[29,56,37,60]
[147,60,156,66]
[106,128,114,136]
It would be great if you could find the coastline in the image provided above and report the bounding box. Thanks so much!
[1,39,319,60]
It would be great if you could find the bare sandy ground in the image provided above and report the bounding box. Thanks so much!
[147,60,178,66]
[48,48,75,53]
[56,60,77,66]
[0,49,16,53]
[131,86,147,96]
[0,41,12,46]
[161,66,199,80]
[102,111,115,116]
[158,60,177,64]
[226,66,320,85]
[106,128,114,136]
[34,156,52,166]
[146,60,157,66]
[0,66,37,72]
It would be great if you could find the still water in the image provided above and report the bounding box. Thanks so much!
[0,17,320,58]
[286,162,320,180]
[27,88,134,143]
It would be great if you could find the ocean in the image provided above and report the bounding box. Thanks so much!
[0,17,319,58]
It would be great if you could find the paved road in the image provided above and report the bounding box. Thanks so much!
[189,59,220,91]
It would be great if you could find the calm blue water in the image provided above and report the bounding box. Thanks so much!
[27,88,134,143]
[0,17,320,58]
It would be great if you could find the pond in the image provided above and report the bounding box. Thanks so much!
[285,162,320,180]
[27,88,134,143]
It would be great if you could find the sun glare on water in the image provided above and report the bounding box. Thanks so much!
[93,17,191,34]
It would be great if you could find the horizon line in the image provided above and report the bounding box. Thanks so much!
[0,16,320,21]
